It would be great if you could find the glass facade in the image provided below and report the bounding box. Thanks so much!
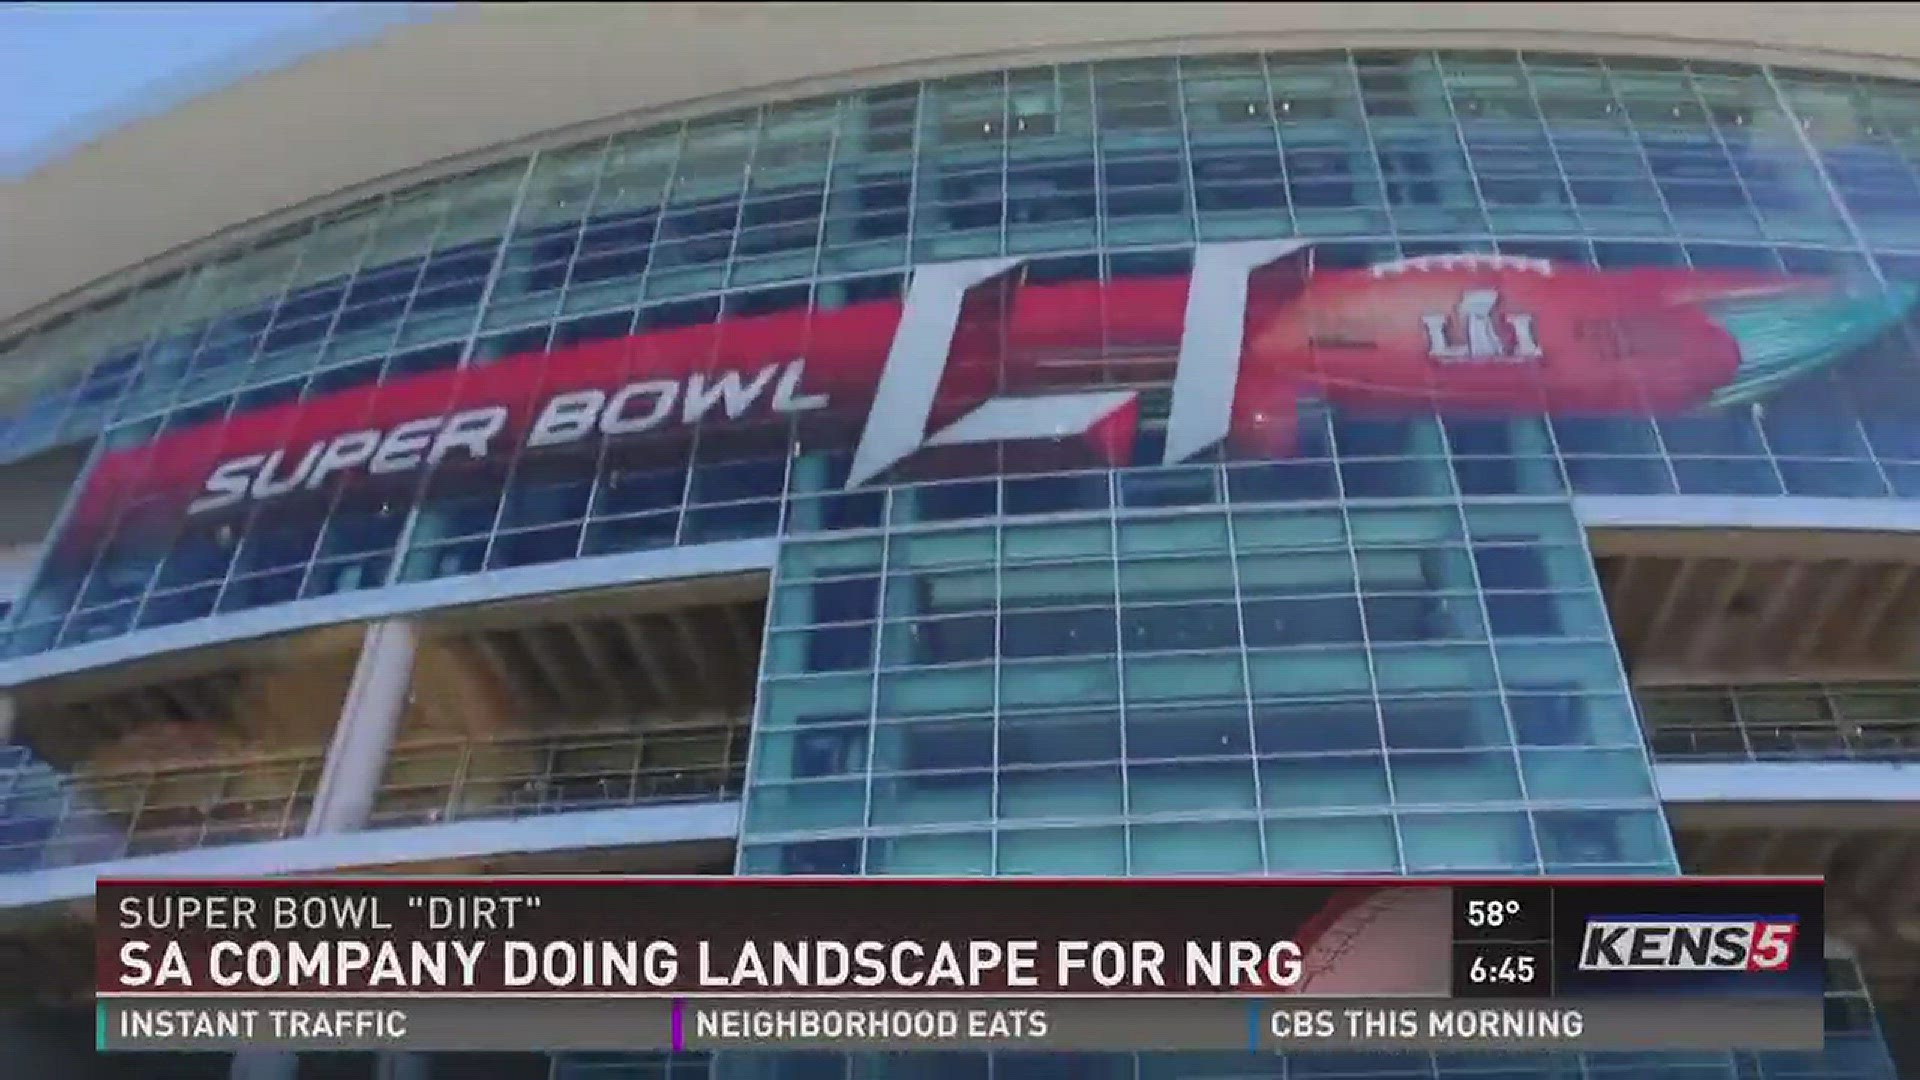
[7,49,1920,658]
[744,503,1666,878]
[718,504,1896,1080]
[0,46,1909,1080]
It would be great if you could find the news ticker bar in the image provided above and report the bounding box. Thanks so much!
[97,996,1822,1053]
[98,876,1827,1003]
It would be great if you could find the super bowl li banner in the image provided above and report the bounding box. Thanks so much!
[63,240,1920,541]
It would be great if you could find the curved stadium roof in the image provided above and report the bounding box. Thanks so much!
[9,2,1920,333]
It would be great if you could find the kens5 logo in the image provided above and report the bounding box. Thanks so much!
[1578,916,1799,972]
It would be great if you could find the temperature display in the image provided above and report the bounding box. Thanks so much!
[1466,899,1523,928]
[1453,886,1551,943]
[1451,887,1553,1000]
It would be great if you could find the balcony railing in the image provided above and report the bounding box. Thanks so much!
[0,719,748,875]
[1648,719,1920,762]
[0,747,324,873]
[366,722,748,829]
[1640,682,1920,764]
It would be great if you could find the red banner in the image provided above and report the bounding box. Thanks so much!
[68,248,1899,535]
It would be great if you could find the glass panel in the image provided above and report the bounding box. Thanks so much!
[1265,814,1400,872]
[998,826,1125,875]
[1399,810,1538,870]
[1131,820,1263,872]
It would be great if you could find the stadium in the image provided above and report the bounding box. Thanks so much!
[0,3,1917,1077]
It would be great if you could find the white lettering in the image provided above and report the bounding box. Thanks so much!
[529,391,604,448]
[209,942,244,988]
[306,430,382,489]
[846,239,1307,487]
[118,941,195,989]
[250,445,322,498]
[1507,312,1543,358]
[683,365,779,422]
[189,455,266,514]
[770,360,829,413]
[1371,253,1554,278]
[427,406,508,466]
[1423,290,1543,363]
[1056,940,1167,988]
[119,941,152,987]
[368,418,444,475]
[182,240,1424,514]
[1461,290,1506,357]
[601,380,679,435]
[122,1006,260,1040]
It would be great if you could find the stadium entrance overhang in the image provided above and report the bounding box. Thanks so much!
[1597,523,1920,1053]
[1593,526,1920,686]
[1667,798,1920,1060]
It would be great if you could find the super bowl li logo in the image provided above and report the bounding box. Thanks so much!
[846,242,1559,486]
[1421,289,1545,364]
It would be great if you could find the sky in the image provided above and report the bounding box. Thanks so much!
[0,2,429,176]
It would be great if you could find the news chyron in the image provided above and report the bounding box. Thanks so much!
[1554,883,1822,998]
